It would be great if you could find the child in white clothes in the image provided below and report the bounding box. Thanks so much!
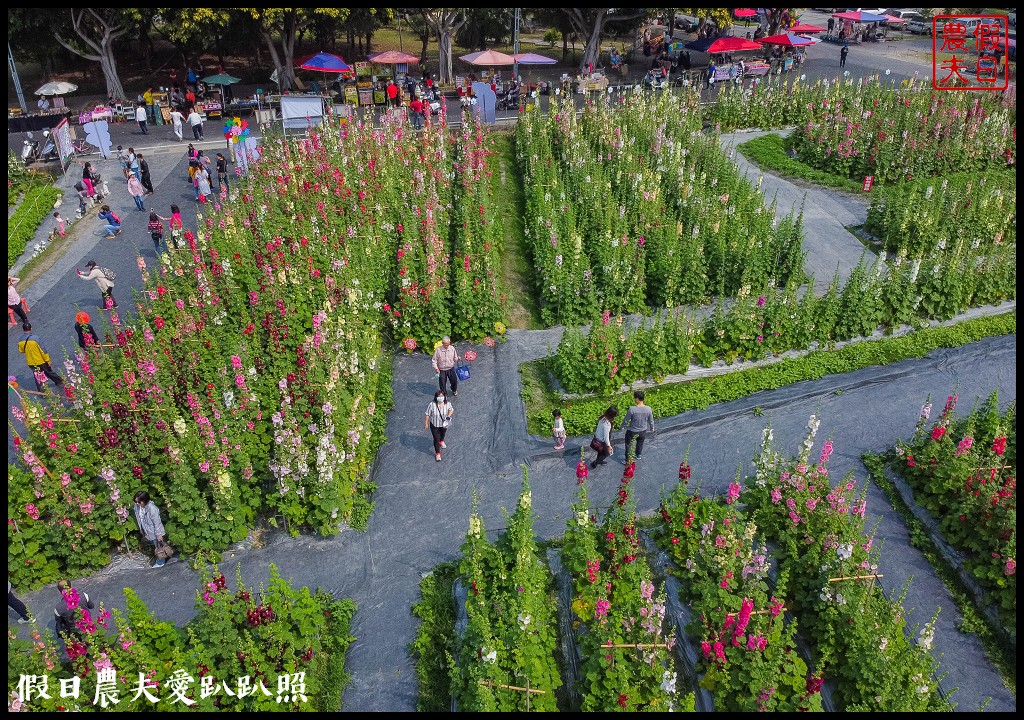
[552,409,566,450]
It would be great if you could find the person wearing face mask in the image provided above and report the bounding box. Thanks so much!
[424,391,455,462]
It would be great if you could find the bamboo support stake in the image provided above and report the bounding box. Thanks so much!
[725,607,787,617]
[477,680,545,694]
[602,642,672,649]
[828,574,883,583]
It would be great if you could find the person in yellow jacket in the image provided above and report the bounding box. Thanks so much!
[17,322,65,391]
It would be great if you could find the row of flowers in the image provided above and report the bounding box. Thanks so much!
[452,475,561,711]
[893,391,1016,626]
[563,454,690,711]
[660,419,950,711]
[552,235,1016,395]
[8,565,355,712]
[515,90,805,326]
[8,113,509,587]
[865,170,1016,258]
[711,75,1015,184]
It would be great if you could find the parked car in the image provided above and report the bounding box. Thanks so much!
[883,9,922,20]
[906,17,932,34]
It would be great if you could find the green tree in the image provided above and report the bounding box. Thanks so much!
[531,8,577,63]
[153,9,233,72]
[249,9,350,90]
[9,9,71,80]
[421,8,469,84]
[561,8,647,72]
[52,9,137,101]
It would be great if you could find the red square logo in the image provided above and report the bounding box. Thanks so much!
[932,14,1009,90]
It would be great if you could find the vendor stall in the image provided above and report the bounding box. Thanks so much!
[8,111,74,134]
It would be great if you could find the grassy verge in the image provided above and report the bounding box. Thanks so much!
[862,452,1017,694]
[8,184,62,270]
[492,131,543,330]
[409,561,459,712]
[524,311,1015,436]
[737,134,863,193]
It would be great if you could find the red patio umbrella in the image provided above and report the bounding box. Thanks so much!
[832,10,888,23]
[757,33,815,47]
[686,35,763,54]
[734,9,757,18]
[789,23,826,34]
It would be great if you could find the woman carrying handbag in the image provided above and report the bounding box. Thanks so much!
[425,390,455,462]
[133,491,172,568]
[589,406,619,468]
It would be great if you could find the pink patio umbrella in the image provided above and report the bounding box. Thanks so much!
[734,9,758,18]
[368,49,422,88]
[460,49,516,66]
[512,52,557,88]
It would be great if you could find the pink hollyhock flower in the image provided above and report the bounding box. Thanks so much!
[931,426,946,441]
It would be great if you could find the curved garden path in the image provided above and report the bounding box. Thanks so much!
[8,139,1015,712]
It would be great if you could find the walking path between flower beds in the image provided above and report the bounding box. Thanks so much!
[8,144,1015,712]
[720,129,874,292]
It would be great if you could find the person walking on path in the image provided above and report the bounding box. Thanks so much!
[840,43,849,68]
[169,107,185,141]
[424,390,455,462]
[82,162,97,198]
[53,580,95,644]
[148,212,166,255]
[78,260,118,309]
[387,78,400,107]
[8,580,33,624]
[8,276,28,324]
[161,204,184,249]
[135,102,149,135]
[409,97,424,129]
[133,491,169,568]
[431,335,461,397]
[552,409,566,450]
[620,390,655,461]
[589,406,619,468]
[138,153,154,194]
[17,322,65,391]
[96,205,121,239]
[215,152,229,193]
[74,311,99,350]
[127,147,140,180]
[187,108,205,140]
[125,169,146,211]
[195,164,213,203]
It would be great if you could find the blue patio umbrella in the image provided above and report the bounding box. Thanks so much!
[299,52,352,94]
[299,52,352,73]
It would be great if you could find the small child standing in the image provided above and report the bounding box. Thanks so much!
[147,212,165,255]
[552,409,566,450]
[53,211,66,237]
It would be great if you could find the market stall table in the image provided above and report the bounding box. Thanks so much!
[8,111,74,134]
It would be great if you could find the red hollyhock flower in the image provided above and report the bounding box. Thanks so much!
[992,436,1007,456]
[618,694,628,708]
[576,461,588,482]
[679,463,691,481]
[623,462,635,479]
[931,426,946,441]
